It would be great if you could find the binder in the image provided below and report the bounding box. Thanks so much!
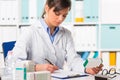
[74,0,84,22]
[88,51,95,58]
[84,0,92,22]
[29,0,37,24]
[93,51,99,58]
[81,51,90,60]
[91,0,98,22]
[109,51,116,66]
[84,0,98,22]
[21,0,29,23]
[116,51,120,72]
[64,10,72,22]
[102,52,109,69]
[37,0,46,19]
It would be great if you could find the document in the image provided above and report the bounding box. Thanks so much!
[85,58,102,68]
[51,69,89,79]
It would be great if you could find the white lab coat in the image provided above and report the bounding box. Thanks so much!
[12,20,85,73]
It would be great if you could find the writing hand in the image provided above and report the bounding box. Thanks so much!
[35,64,58,73]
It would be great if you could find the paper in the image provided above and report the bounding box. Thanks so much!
[51,69,89,79]
[85,58,102,68]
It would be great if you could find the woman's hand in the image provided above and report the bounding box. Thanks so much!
[85,64,103,75]
[35,64,58,73]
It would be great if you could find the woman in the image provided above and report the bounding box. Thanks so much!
[12,0,102,74]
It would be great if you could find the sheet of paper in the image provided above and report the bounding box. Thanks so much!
[85,58,102,68]
[51,69,89,79]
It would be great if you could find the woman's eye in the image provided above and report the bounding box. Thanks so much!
[55,12,60,16]
[63,15,67,18]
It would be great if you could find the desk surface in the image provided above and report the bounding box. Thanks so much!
[51,70,120,80]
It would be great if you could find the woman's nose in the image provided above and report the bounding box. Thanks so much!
[58,15,64,22]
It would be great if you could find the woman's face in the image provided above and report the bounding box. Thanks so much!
[45,5,69,27]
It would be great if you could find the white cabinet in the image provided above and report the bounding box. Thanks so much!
[72,0,120,69]
[73,0,120,51]
[0,0,120,69]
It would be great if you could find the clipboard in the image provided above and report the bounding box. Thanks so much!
[51,69,89,79]
[52,74,89,79]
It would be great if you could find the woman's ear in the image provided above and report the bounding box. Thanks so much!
[45,4,49,13]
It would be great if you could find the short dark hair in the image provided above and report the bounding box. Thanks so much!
[42,0,71,18]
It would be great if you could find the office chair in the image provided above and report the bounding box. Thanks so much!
[2,41,16,58]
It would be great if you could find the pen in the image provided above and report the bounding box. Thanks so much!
[45,58,55,65]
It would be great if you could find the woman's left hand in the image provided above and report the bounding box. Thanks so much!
[85,64,103,75]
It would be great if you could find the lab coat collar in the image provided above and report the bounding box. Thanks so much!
[33,19,65,45]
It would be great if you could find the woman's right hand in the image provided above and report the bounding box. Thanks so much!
[35,64,58,73]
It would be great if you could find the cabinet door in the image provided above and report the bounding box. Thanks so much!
[73,25,98,51]
[101,25,120,49]
[0,0,19,25]
[101,0,120,24]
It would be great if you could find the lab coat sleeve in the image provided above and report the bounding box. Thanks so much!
[12,27,32,61]
[65,30,85,73]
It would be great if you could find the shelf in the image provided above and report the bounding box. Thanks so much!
[100,49,120,52]
[0,0,120,55]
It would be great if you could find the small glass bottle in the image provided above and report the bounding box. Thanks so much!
[4,51,15,80]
